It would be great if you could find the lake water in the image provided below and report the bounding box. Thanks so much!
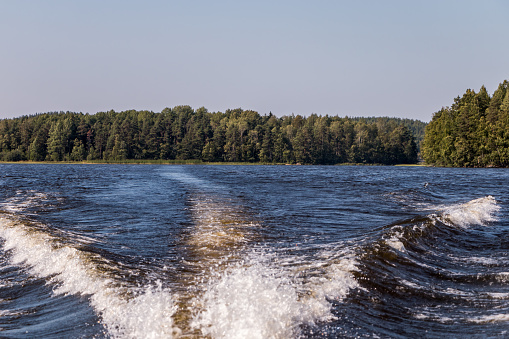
[0,164,508,338]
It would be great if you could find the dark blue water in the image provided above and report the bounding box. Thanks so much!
[0,164,508,338]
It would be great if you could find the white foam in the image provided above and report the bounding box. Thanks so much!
[192,261,305,339]
[385,236,406,252]
[495,272,509,283]
[468,313,509,323]
[486,292,509,299]
[304,253,360,303]
[182,187,360,338]
[0,174,361,337]
[399,279,423,290]
[0,217,180,338]
[412,312,454,323]
[400,281,473,299]
[380,225,407,252]
[449,255,500,265]
[191,251,358,339]
[0,309,29,317]
[440,196,500,228]
[0,191,49,213]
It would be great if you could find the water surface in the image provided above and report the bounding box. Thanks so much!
[0,164,508,338]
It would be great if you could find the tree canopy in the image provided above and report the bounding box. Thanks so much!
[422,80,509,167]
[0,108,421,165]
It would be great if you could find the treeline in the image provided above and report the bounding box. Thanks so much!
[350,116,426,149]
[0,107,419,165]
[422,80,509,167]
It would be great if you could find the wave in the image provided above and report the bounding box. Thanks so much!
[381,195,500,252]
[438,196,500,228]
[348,195,506,329]
[0,190,51,214]
[191,250,359,339]
[0,189,503,337]
[468,313,509,324]
[179,185,360,338]
[0,216,180,338]
[0,181,362,338]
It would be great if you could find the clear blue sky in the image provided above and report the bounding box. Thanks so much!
[1,0,508,121]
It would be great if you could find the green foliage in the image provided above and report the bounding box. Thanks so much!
[422,80,509,167]
[0,108,421,165]
[349,116,427,151]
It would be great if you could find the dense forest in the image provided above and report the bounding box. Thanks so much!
[350,116,426,149]
[0,108,421,165]
[422,80,509,167]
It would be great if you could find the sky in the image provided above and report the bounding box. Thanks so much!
[1,1,508,122]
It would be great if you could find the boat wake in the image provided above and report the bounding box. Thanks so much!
[0,181,503,338]
[0,217,180,338]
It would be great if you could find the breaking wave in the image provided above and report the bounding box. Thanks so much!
[0,217,180,338]
[0,188,504,338]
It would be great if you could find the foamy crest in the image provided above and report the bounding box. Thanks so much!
[385,237,406,252]
[412,311,454,323]
[468,313,509,323]
[440,196,500,228]
[0,217,179,338]
[304,253,360,304]
[494,272,509,283]
[192,252,358,339]
[486,292,509,299]
[192,261,305,339]
[449,255,500,265]
[383,228,406,252]
[0,190,49,213]
[182,184,360,338]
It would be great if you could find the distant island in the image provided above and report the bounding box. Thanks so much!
[0,108,424,165]
[422,80,509,167]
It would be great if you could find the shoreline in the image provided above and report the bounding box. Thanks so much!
[0,160,429,166]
